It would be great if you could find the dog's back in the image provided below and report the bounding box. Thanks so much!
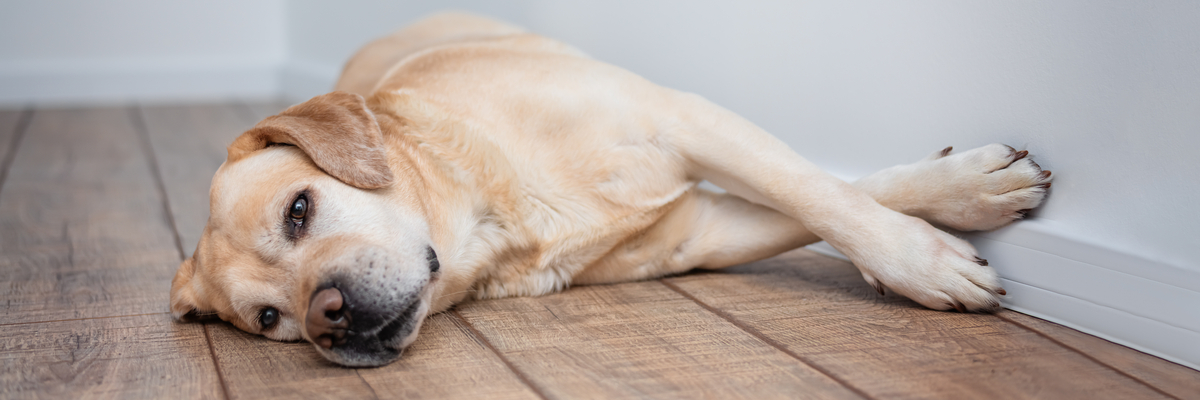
[337,12,586,97]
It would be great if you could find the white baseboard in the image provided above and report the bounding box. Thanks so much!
[0,59,280,107]
[1002,280,1200,371]
[807,220,1200,371]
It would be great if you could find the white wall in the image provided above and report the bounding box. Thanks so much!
[3,0,1198,368]
[280,0,538,99]
[0,0,284,105]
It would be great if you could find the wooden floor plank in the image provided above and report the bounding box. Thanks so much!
[456,280,864,400]
[136,102,288,256]
[0,109,23,134]
[0,109,29,175]
[209,313,540,399]
[356,313,542,399]
[0,314,222,399]
[0,107,183,324]
[137,104,255,254]
[664,249,1174,400]
[1000,311,1199,399]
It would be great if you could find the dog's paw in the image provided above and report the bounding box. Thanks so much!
[864,143,1053,232]
[852,213,1004,312]
[925,144,1053,231]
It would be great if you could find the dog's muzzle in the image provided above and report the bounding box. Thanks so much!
[302,245,438,366]
[305,279,426,366]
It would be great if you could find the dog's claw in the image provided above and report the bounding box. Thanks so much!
[996,288,1007,296]
[952,301,966,313]
[974,256,989,266]
[1013,150,1029,161]
[939,146,953,158]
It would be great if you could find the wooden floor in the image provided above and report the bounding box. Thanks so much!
[1,103,1197,400]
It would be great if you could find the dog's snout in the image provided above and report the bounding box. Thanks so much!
[298,245,433,366]
[307,287,351,349]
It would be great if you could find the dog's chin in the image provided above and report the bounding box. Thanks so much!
[314,297,431,367]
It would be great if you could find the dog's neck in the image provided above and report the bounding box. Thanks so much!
[371,93,531,313]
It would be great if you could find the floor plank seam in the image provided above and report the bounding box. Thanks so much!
[129,105,187,261]
[0,312,170,327]
[996,312,1182,400]
[131,104,229,398]
[353,369,381,400]
[451,309,552,400]
[0,107,34,198]
[659,278,878,400]
[203,323,234,400]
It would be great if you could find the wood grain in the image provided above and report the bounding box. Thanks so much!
[357,313,541,399]
[136,102,293,255]
[209,312,539,399]
[1000,311,1199,399]
[664,249,1176,400]
[0,107,182,323]
[0,314,222,399]
[0,109,22,133]
[457,280,864,400]
[0,109,29,177]
[137,103,256,254]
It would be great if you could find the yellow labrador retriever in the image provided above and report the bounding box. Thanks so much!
[170,13,1052,366]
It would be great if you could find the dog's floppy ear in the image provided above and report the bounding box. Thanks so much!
[228,91,393,189]
[170,257,201,321]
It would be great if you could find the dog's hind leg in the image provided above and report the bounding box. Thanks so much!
[574,188,817,285]
[661,189,820,271]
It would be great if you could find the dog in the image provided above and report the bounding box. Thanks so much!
[169,13,1052,367]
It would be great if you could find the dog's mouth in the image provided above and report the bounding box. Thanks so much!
[375,298,422,345]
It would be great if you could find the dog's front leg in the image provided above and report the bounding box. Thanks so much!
[665,93,1003,312]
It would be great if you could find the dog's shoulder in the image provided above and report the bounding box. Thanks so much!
[371,33,590,90]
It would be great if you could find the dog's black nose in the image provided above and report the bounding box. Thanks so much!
[307,287,351,349]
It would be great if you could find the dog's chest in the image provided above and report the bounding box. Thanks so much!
[465,144,694,299]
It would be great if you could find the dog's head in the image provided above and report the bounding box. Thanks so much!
[169,92,440,367]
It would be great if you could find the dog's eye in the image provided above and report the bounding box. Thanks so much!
[259,307,279,329]
[289,196,307,220]
[283,193,311,241]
